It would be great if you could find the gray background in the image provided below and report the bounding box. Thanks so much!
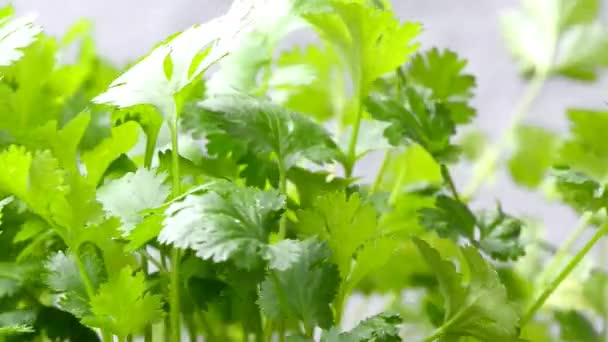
[10,0,608,245]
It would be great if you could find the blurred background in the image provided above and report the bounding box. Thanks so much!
[9,0,608,246]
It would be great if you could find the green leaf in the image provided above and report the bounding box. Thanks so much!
[0,325,33,335]
[322,311,403,342]
[0,6,41,67]
[82,266,163,337]
[413,238,520,341]
[502,0,608,79]
[584,271,608,316]
[366,88,459,161]
[258,237,339,329]
[263,239,303,271]
[274,46,345,122]
[159,180,286,269]
[198,94,341,170]
[477,206,525,261]
[287,167,352,208]
[0,196,11,226]
[559,109,608,180]
[305,1,421,95]
[549,167,608,212]
[46,250,106,318]
[97,168,170,235]
[0,261,41,298]
[509,125,559,188]
[81,121,139,186]
[403,48,476,124]
[92,3,253,118]
[555,310,601,342]
[419,195,476,240]
[295,192,377,282]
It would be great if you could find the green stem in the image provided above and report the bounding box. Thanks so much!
[462,72,548,200]
[74,252,112,342]
[440,164,460,202]
[345,84,364,178]
[371,149,392,193]
[522,222,608,325]
[537,211,593,286]
[270,271,288,341]
[169,114,182,342]
[277,160,288,240]
[388,158,407,205]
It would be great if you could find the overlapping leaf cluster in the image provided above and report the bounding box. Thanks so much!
[1,0,607,341]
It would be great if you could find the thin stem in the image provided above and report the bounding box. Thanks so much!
[74,252,112,342]
[345,83,363,178]
[371,149,392,193]
[441,164,460,202]
[140,249,167,274]
[277,160,288,239]
[462,72,548,200]
[537,211,593,286]
[522,222,608,325]
[388,159,407,205]
[169,115,182,342]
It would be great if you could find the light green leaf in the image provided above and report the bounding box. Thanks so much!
[274,46,346,122]
[93,1,255,118]
[263,239,302,271]
[82,266,163,337]
[81,121,139,186]
[257,238,339,329]
[502,0,608,79]
[305,1,421,95]
[46,250,106,318]
[559,109,608,180]
[296,192,377,280]
[159,180,285,269]
[97,168,170,235]
[555,310,601,342]
[509,125,559,188]
[0,196,11,226]
[0,325,34,335]
[413,238,520,341]
[404,48,476,123]
[0,6,41,67]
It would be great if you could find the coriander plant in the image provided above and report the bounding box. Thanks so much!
[0,0,608,341]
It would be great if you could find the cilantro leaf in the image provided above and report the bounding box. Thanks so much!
[93,2,254,118]
[274,46,344,122]
[555,310,601,342]
[46,250,106,318]
[198,94,341,170]
[413,238,520,341]
[404,48,476,123]
[258,237,339,329]
[559,109,608,180]
[549,167,608,212]
[322,311,403,342]
[419,195,476,240]
[509,125,559,188]
[159,180,287,269]
[0,324,34,335]
[366,88,459,161]
[0,6,41,67]
[81,122,139,186]
[287,167,352,208]
[97,168,170,235]
[477,206,525,261]
[304,1,421,95]
[0,196,11,226]
[502,0,608,79]
[82,266,163,337]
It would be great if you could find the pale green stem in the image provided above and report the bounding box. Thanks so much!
[537,211,593,286]
[522,222,608,325]
[371,149,392,193]
[169,115,182,342]
[75,252,112,342]
[345,82,363,178]
[277,160,288,240]
[462,72,548,200]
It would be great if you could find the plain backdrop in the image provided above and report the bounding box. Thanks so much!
[9,0,608,248]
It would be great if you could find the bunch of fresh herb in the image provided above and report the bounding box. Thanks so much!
[1,0,608,341]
